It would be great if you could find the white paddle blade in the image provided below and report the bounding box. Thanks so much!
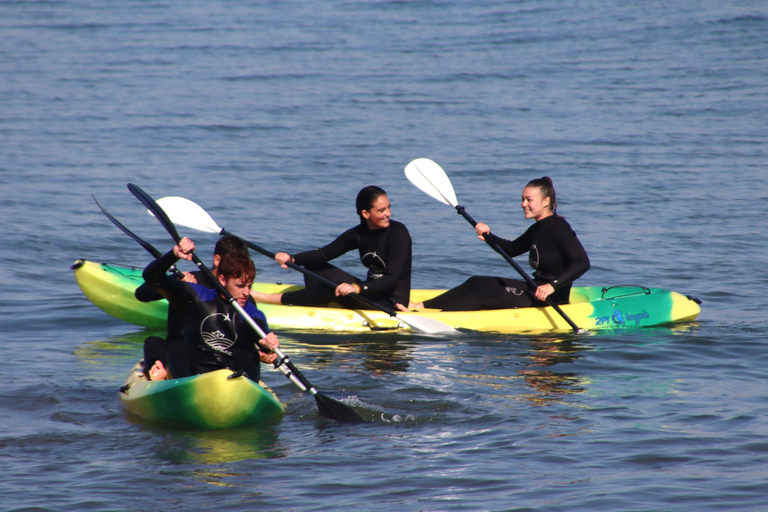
[155,196,223,235]
[404,158,459,207]
[397,313,458,335]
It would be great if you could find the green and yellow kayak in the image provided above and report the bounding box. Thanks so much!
[119,362,284,429]
[74,259,701,334]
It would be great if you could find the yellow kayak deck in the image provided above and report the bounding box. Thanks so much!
[74,260,701,334]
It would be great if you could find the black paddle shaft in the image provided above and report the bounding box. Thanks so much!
[93,195,186,280]
[454,204,582,333]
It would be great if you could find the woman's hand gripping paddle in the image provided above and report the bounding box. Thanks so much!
[127,184,366,424]
[153,195,459,335]
[404,158,586,334]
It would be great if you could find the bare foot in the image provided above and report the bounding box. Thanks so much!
[149,360,168,381]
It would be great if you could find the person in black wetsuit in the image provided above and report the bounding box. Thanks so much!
[140,237,279,381]
[411,177,590,311]
[251,185,413,311]
[135,235,250,380]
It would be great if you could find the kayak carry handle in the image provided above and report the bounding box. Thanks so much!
[601,285,651,300]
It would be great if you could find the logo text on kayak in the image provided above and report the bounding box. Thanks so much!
[594,309,649,326]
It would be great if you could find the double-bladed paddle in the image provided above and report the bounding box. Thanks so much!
[127,183,366,423]
[404,158,585,334]
[92,195,185,280]
[152,196,458,335]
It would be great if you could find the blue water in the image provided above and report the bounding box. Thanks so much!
[2,0,767,510]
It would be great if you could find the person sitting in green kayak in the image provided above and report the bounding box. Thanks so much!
[142,237,279,381]
[251,185,413,312]
[409,177,590,311]
[136,235,252,380]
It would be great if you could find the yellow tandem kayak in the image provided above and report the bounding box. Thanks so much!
[73,259,701,334]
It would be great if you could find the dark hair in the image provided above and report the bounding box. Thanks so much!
[217,251,256,282]
[525,176,557,215]
[355,185,387,223]
[214,235,248,257]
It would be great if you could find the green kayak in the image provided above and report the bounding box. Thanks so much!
[74,259,701,334]
[119,362,284,429]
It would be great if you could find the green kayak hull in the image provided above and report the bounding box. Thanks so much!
[119,362,284,429]
[74,259,701,334]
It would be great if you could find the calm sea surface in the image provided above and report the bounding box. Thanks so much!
[2,1,767,510]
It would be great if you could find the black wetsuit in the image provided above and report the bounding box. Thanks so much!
[141,251,271,381]
[136,269,224,378]
[136,269,221,339]
[423,215,590,311]
[281,220,412,310]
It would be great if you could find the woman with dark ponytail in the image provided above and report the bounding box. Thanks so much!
[409,177,589,311]
[252,186,413,310]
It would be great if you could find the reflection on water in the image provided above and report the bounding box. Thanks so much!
[145,422,286,465]
[359,338,416,375]
[279,332,418,375]
[73,330,155,387]
[517,337,590,407]
[73,329,161,366]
